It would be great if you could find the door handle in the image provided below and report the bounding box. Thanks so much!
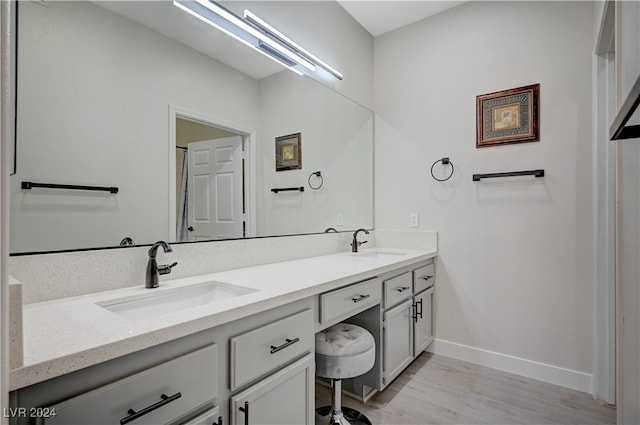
[187,226,194,231]
[239,401,249,425]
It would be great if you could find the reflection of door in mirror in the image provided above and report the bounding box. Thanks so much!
[188,137,244,241]
[176,119,244,242]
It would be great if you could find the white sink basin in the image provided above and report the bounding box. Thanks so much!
[97,281,258,321]
[351,250,407,259]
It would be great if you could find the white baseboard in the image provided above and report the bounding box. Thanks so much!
[427,338,593,394]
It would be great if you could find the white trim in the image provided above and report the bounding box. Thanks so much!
[0,2,16,423]
[427,339,593,394]
[168,105,257,240]
[592,0,617,404]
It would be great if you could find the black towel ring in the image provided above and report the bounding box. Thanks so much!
[308,171,324,190]
[430,158,454,182]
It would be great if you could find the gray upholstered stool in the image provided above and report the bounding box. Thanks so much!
[315,323,375,425]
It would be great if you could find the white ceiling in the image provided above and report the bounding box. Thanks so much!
[337,1,467,37]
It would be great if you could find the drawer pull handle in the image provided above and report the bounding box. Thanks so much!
[352,294,370,303]
[217,416,223,425]
[395,286,411,293]
[270,337,300,354]
[239,401,249,425]
[419,275,434,281]
[120,392,181,424]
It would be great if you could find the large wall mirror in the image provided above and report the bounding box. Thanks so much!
[10,1,373,254]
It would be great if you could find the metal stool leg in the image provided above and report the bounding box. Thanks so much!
[315,379,372,425]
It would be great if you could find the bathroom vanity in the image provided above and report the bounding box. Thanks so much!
[8,248,436,425]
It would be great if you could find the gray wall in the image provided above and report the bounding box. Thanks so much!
[374,1,596,388]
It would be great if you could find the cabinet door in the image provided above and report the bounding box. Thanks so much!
[413,287,434,356]
[383,299,413,386]
[230,354,314,425]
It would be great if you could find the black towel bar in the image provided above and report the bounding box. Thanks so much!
[271,187,304,193]
[472,169,544,181]
[21,181,119,194]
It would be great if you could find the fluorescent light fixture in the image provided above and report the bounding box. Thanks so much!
[244,9,343,80]
[174,0,314,74]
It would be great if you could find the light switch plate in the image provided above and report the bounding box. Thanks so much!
[410,213,419,228]
[337,213,344,226]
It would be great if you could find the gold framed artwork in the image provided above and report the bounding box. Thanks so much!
[275,132,302,171]
[476,83,540,148]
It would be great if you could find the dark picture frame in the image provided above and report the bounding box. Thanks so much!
[275,132,302,171]
[476,84,540,148]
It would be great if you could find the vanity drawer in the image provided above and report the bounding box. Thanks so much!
[384,271,413,308]
[413,263,435,293]
[320,277,382,325]
[42,344,218,425]
[230,309,314,391]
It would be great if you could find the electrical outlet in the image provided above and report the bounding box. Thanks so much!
[410,213,419,228]
[337,213,344,226]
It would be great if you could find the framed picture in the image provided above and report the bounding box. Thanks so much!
[275,132,302,171]
[476,83,539,148]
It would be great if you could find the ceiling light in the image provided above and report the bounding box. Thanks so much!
[174,0,314,75]
[244,10,343,80]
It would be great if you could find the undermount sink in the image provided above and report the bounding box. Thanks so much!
[97,281,258,321]
[351,250,407,259]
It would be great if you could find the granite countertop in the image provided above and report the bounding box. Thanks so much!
[11,247,436,391]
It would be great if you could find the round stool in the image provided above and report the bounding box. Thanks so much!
[315,323,375,425]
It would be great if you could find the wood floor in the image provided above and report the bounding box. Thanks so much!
[315,353,616,425]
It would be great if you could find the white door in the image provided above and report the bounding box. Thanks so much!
[187,136,243,240]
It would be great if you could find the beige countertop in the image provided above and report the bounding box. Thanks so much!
[11,247,436,391]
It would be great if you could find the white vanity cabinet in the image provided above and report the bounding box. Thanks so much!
[230,354,314,425]
[229,310,315,425]
[381,259,435,387]
[39,344,219,425]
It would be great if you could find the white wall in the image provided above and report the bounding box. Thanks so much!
[375,1,595,386]
[257,71,374,235]
[11,1,259,252]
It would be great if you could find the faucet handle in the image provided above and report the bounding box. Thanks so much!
[158,262,178,275]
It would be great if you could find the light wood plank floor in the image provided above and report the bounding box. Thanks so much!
[315,353,615,425]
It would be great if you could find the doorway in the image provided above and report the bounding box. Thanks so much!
[169,105,257,242]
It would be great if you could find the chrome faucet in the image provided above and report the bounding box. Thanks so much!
[351,228,370,252]
[146,241,177,288]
